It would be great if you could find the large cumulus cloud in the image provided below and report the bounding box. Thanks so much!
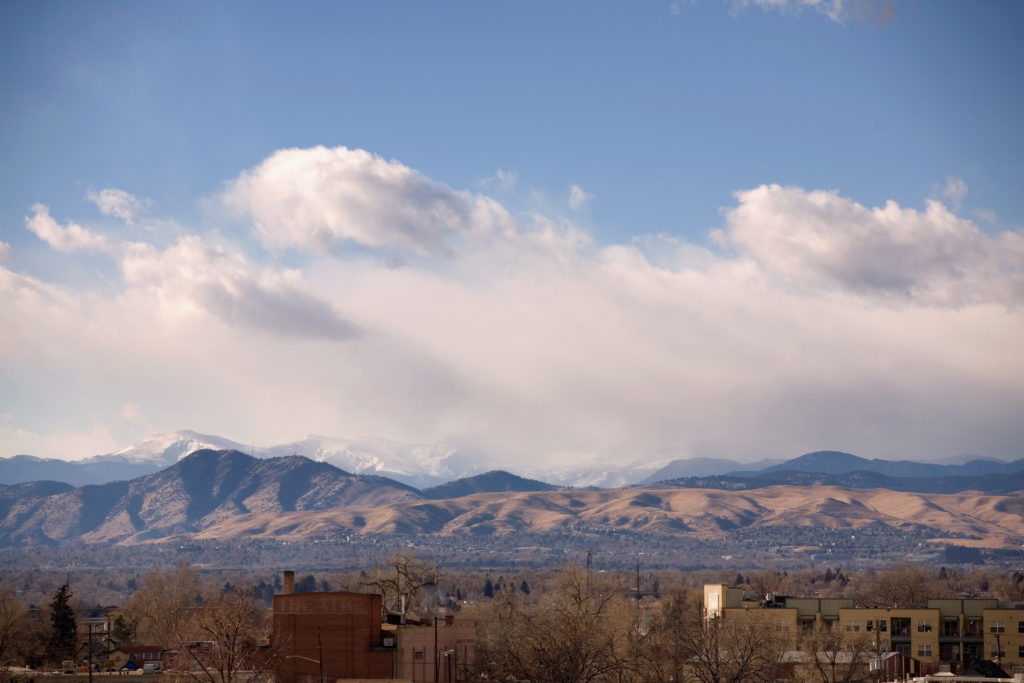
[221,146,515,257]
[720,184,1024,306]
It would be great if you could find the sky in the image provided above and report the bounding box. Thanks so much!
[1,0,1022,467]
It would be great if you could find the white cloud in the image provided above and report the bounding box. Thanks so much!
[86,188,151,224]
[942,176,968,211]
[568,184,593,210]
[119,235,358,340]
[4,148,1023,470]
[734,0,849,23]
[669,0,695,16]
[25,204,112,253]
[119,403,145,421]
[0,241,11,263]
[721,184,1024,306]
[0,416,119,461]
[222,146,515,257]
[974,208,998,224]
[478,168,519,191]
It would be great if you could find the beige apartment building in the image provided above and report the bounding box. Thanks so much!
[704,584,1024,673]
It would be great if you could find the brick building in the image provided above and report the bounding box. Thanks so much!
[273,581,395,682]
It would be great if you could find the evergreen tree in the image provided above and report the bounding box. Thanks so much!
[519,580,530,595]
[294,574,318,593]
[49,583,76,661]
[483,578,494,598]
[111,614,135,645]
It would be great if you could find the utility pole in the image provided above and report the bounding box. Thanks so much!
[434,616,439,683]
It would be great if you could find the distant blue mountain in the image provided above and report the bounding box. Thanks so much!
[725,450,1024,479]
[641,457,783,484]
[0,454,162,486]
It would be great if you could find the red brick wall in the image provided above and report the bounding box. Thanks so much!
[273,593,394,682]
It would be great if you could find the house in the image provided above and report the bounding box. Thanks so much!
[106,645,163,671]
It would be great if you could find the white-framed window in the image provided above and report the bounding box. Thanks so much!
[845,620,860,632]
[991,645,1006,659]
[918,644,933,657]
[991,620,1006,633]
[917,619,932,632]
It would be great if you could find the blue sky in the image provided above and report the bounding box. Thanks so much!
[1,0,1022,468]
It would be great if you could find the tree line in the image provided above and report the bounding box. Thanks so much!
[2,558,1023,682]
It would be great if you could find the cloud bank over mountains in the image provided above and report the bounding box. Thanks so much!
[2,146,1022,466]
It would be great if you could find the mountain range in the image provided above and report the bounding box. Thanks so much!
[2,431,1018,491]
[2,448,1024,553]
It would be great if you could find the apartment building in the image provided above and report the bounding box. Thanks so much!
[704,584,1024,673]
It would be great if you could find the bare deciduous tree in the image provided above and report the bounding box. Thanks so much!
[861,565,936,608]
[800,624,876,683]
[472,565,635,683]
[176,588,273,683]
[682,613,785,683]
[360,552,438,620]
[746,568,793,601]
[124,561,202,646]
[0,587,27,665]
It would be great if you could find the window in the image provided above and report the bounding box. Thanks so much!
[991,645,1006,659]
[918,644,933,657]
[1018,645,1024,658]
[943,618,959,637]
[800,618,815,633]
[918,619,932,632]
[866,620,873,632]
[1018,620,1024,634]
[878,619,887,632]
[775,619,789,632]
[845,620,860,632]
[991,620,1006,634]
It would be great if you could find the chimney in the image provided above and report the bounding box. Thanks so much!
[283,570,295,595]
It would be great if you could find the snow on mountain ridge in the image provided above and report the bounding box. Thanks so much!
[95,430,247,466]
[83,430,672,489]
